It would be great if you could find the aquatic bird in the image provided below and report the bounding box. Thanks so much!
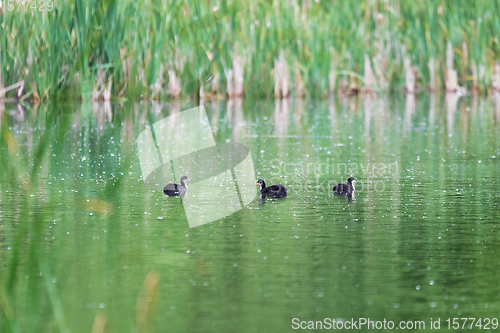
[164,176,190,196]
[333,177,355,195]
[256,179,287,198]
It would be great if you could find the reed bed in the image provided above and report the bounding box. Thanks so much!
[0,0,499,101]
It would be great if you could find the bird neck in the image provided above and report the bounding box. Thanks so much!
[181,180,187,187]
[260,181,266,189]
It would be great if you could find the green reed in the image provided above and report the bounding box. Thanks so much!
[0,0,499,101]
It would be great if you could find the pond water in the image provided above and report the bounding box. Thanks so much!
[1,95,499,332]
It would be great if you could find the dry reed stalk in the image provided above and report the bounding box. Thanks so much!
[461,43,469,91]
[338,75,348,96]
[25,46,33,83]
[226,68,234,97]
[233,55,244,97]
[17,81,24,98]
[404,56,415,93]
[92,66,112,101]
[274,51,290,99]
[137,69,145,86]
[151,100,162,114]
[92,67,104,100]
[199,82,205,103]
[462,43,468,69]
[445,42,458,93]
[167,69,181,97]
[294,60,305,98]
[102,76,111,101]
[492,61,500,92]
[373,45,389,90]
[328,67,336,95]
[211,72,220,98]
[344,52,358,95]
[150,77,162,99]
[445,67,458,92]
[150,64,165,99]
[197,68,204,102]
[0,53,3,100]
[471,63,478,92]
[348,78,359,96]
[27,46,32,66]
[274,55,281,98]
[328,53,336,94]
[0,81,25,99]
[226,53,244,98]
[428,58,436,92]
[371,11,386,90]
[479,64,485,88]
[120,48,130,82]
[363,54,376,92]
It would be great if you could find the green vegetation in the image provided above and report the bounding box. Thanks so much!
[0,0,499,100]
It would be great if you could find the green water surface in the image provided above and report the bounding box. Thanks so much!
[0,95,499,332]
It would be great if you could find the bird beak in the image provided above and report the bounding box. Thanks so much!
[255,183,259,185]
[353,180,356,183]
[187,179,191,182]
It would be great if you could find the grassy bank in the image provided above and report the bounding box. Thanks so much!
[0,0,499,101]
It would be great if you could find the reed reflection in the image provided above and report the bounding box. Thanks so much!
[227,97,244,142]
[494,90,500,124]
[403,93,415,137]
[294,97,305,130]
[92,101,112,134]
[274,97,290,137]
[445,93,459,136]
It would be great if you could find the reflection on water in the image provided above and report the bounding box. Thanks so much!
[274,98,290,137]
[0,95,499,332]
